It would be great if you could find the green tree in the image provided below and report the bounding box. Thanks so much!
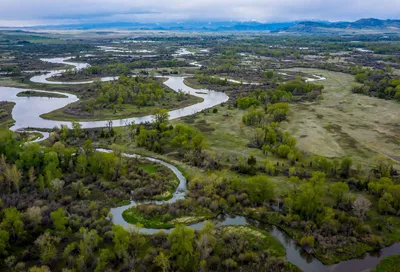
[50,208,68,232]
[35,232,60,262]
[154,252,170,272]
[77,228,102,270]
[196,221,216,264]
[168,224,195,271]
[340,157,352,178]
[72,121,82,138]
[378,193,395,215]
[153,108,169,125]
[112,225,130,260]
[330,182,349,207]
[4,164,22,194]
[0,207,24,240]
[373,155,392,178]
[0,229,9,255]
[246,176,275,204]
[72,180,90,199]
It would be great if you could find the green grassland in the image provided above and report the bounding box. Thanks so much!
[280,68,400,166]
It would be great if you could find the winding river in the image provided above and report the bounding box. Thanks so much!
[2,57,228,132]
[0,56,398,271]
[102,149,400,272]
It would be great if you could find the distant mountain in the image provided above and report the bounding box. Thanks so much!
[277,18,400,33]
[15,21,297,32]
[2,18,399,33]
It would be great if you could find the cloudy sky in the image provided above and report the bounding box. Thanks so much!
[0,0,399,26]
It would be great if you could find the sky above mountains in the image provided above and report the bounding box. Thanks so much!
[0,0,399,26]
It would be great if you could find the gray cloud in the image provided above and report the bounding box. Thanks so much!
[0,0,399,26]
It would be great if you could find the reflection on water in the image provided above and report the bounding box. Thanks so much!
[0,57,228,132]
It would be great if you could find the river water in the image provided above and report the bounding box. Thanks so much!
[0,57,228,131]
[0,56,398,271]
[103,149,400,272]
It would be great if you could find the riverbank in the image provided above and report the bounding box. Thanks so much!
[0,101,15,128]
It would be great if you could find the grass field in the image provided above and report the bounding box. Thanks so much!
[280,68,400,166]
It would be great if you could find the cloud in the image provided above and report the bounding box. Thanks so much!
[0,0,399,26]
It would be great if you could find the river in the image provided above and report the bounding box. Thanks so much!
[1,57,228,131]
[102,149,400,272]
[0,56,398,271]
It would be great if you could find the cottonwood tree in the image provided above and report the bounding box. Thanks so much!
[154,252,170,272]
[0,229,9,256]
[4,165,22,194]
[72,121,82,138]
[152,108,169,125]
[196,221,216,268]
[352,196,372,221]
[0,208,24,240]
[168,224,196,271]
[28,167,36,184]
[50,178,64,196]
[50,208,68,233]
[35,232,60,262]
[25,206,42,229]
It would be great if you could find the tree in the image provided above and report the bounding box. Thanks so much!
[246,176,275,204]
[83,139,93,159]
[265,70,274,79]
[154,252,170,272]
[0,229,9,256]
[369,177,393,196]
[111,144,125,179]
[95,248,115,272]
[77,228,102,270]
[196,221,216,263]
[72,121,82,138]
[352,196,371,221]
[50,178,64,196]
[35,232,60,262]
[50,208,68,232]
[294,172,325,221]
[25,206,42,228]
[378,193,395,215]
[153,108,169,125]
[168,224,195,271]
[340,157,352,178]
[330,182,349,207]
[299,236,315,247]
[373,155,392,178]
[76,155,87,175]
[4,164,22,194]
[72,180,90,199]
[0,208,24,240]
[60,125,69,139]
[28,167,36,184]
[112,225,130,260]
[192,134,206,154]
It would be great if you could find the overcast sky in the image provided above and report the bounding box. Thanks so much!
[0,0,399,26]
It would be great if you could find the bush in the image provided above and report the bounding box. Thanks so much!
[299,236,315,247]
